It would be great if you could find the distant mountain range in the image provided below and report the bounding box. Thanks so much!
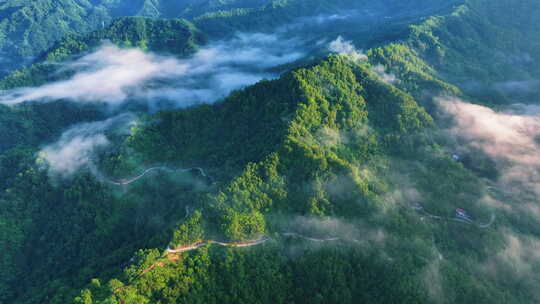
[0,0,539,303]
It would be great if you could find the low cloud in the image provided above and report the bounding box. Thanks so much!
[508,103,540,115]
[438,97,540,198]
[272,8,371,35]
[372,64,397,84]
[41,134,109,176]
[0,44,185,105]
[282,215,385,245]
[38,113,136,177]
[493,80,540,94]
[421,259,445,304]
[481,231,540,301]
[380,184,421,210]
[0,33,305,108]
[459,79,540,100]
[506,52,534,65]
[310,13,351,24]
[281,11,357,31]
[328,36,367,61]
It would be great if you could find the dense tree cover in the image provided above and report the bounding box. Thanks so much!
[77,53,517,303]
[0,0,215,58]
[43,17,203,62]
[368,0,540,105]
[193,0,460,42]
[0,16,203,90]
[0,152,208,303]
[0,0,539,303]
[99,0,274,19]
[0,102,102,152]
[127,55,432,238]
[76,243,443,304]
[0,0,111,58]
[0,101,105,301]
[157,0,271,19]
[0,0,459,76]
[0,0,246,75]
[0,0,459,88]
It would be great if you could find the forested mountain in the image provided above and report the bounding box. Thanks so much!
[0,16,203,89]
[0,0,267,74]
[0,0,539,303]
[0,0,459,75]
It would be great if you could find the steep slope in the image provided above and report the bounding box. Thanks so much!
[0,0,214,75]
[0,17,203,303]
[0,0,462,90]
[72,1,540,303]
[0,0,539,303]
[137,0,271,19]
[43,16,203,60]
[193,0,461,43]
[0,16,203,89]
[129,55,434,238]
[77,54,506,304]
[0,0,110,58]
[368,0,540,105]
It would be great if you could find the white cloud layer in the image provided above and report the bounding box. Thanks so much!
[38,113,136,177]
[0,33,305,108]
[328,36,367,61]
[373,64,397,84]
[438,97,540,197]
[481,231,540,301]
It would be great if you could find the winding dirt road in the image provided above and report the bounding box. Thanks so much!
[411,203,495,229]
[107,166,211,185]
[282,232,340,242]
[165,237,271,254]
[477,214,496,228]
[164,233,344,254]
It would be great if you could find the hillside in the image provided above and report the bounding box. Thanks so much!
[368,0,540,105]
[0,0,462,94]
[0,0,538,303]
[0,0,231,75]
[77,53,509,304]
[0,16,203,89]
[192,0,461,44]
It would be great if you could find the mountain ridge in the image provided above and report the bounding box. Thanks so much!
[0,0,539,303]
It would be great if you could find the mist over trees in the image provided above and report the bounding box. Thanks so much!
[0,0,539,303]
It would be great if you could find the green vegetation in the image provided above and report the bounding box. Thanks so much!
[0,16,203,89]
[368,0,540,105]
[43,17,203,61]
[0,0,235,75]
[193,0,459,43]
[0,0,214,58]
[0,0,539,303]
[82,51,509,304]
[0,0,111,58]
